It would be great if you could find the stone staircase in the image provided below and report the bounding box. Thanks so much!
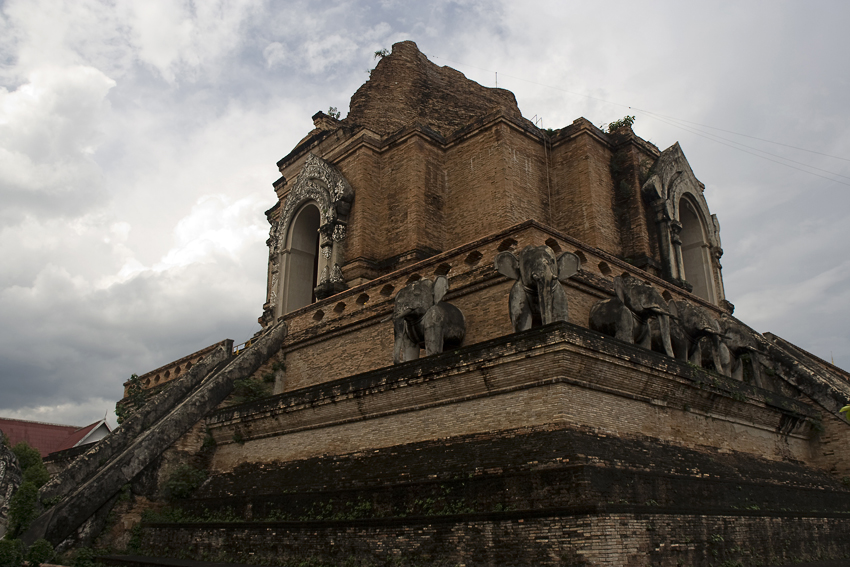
[21,321,287,549]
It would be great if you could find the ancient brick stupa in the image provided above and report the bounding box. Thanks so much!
[15,41,850,566]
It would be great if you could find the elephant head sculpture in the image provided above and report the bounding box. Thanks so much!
[391,276,466,364]
[613,275,674,358]
[495,245,581,332]
[667,300,730,376]
[719,314,767,386]
[589,296,647,346]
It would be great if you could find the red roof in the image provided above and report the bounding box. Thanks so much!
[0,417,109,457]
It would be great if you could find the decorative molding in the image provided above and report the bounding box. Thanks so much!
[262,154,355,325]
[642,142,725,303]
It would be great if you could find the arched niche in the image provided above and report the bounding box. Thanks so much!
[642,142,727,308]
[282,203,321,313]
[678,196,716,303]
[261,154,354,326]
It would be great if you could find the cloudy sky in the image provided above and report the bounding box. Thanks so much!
[1,0,848,427]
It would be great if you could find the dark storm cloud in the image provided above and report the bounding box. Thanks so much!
[0,0,848,426]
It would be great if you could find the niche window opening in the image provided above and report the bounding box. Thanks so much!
[678,197,716,303]
[283,203,322,314]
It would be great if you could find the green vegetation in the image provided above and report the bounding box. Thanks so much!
[605,115,635,133]
[6,482,38,538]
[840,404,850,422]
[160,464,208,501]
[11,442,41,473]
[115,373,145,424]
[373,48,389,59]
[231,378,270,404]
[25,539,54,567]
[327,107,341,120]
[0,539,24,567]
[5,442,50,539]
[70,547,97,567]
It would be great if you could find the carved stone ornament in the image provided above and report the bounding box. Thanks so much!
[641,142,725,302]
[269,154,354,261]
[263,154,355,322]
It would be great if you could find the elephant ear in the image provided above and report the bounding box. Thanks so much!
[667,299,680,320]
[494,251,520,281]
[556,252,580,282]
[433,276,450,304]
[613,276,626,304]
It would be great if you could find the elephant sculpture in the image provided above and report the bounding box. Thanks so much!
[610,275,674,358]
[589,296,648,348]
[667,300,730,376]
[495,245,581,332]
[391,276,466,364]
[719,314,767,386]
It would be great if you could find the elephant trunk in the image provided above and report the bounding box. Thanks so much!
[653,309,674,358]
[710,332,730,377]
[536,275,555,325]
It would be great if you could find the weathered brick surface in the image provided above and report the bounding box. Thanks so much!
[270,44,663,298]
[135,511,850,567]
[207,323,816,473]
[272,222,727,396]
[345,41,523,140]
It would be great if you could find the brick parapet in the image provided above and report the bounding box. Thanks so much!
[206,322,817,473]
[270,221,734,397]
[123,340,230,396]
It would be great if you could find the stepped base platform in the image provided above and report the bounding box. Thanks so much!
[131,425,850,566]
[120,324,850,566]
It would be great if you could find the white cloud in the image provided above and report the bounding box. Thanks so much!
[263,42,287,68]
[157,194,268,270]
[118,0,261,83]
[2,0,850,426]
[0,65,115,224]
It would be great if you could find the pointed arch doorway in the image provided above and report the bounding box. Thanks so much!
[282,203,321,313]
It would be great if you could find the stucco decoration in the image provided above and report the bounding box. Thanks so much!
[0,438,22,538]
[262,154,354,326]
[642,143,727,307]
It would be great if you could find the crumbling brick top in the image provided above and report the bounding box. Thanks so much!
[345,40,523,138]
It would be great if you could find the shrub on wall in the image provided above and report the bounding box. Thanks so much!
[0,539,24,567]
[5,442,49,539]
[161,464,208,501]
[25,539,53,567]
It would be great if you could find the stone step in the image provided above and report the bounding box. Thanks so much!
[100,554,271,567]
[129,507,850,567]
[21,322,287,547]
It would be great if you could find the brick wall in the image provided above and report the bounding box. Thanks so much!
[207,322,815,473]
[271,222,729,397]
[135,511,850,567]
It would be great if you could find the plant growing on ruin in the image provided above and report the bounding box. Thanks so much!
[5,442,50,539]
[115,373,146,424]
[840,404,850,422]
[160,464,208,501]
[0,539,24,567]
[605,115,635,133]
[327,106,341,120]
[25,539,53,567]
[6,482,38,539]
[232,378,269,404]
[374,48,389,59]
